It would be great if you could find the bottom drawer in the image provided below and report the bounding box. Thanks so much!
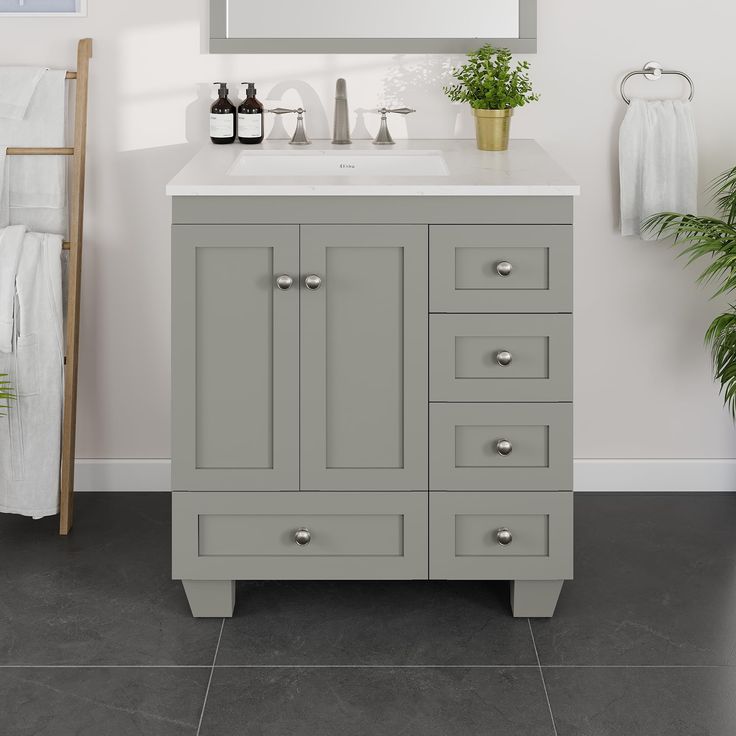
[173,491,428,581]
[430,492,573,581]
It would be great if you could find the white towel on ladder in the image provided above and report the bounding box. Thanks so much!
[619,98,698,239]
[0,67,45,120]
[0,226,64,519]
[0,68,68,234]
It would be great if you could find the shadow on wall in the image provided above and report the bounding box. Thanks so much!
[381,55,461,138]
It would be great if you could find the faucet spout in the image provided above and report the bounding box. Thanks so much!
[332,78,351,145]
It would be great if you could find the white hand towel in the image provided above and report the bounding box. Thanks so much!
[0,67,45,120]
[0,69,67,235]
[619,98,698,240]
[0,225,27,353]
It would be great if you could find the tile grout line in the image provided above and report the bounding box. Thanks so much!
[0,664,732,670]
[528,619,558,736]
[196,618,225,736]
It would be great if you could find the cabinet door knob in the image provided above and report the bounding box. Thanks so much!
[496,261,513,277]
[294,528,312,546]
[496,350,513,367]
[305,275,322,290]
[496,439,513,456]
[275,275,294,290]
[496,527,513,546]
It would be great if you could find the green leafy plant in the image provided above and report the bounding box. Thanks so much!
[644,165,736,417]
[443,44,540,110]
[0,374,14,416]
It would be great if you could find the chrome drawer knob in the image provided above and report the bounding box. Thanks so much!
[275,275,294,290]
[496,351,513,367]
[294,528,312,546]
[496,261,513,277]
[305,275,322,290]
[496,439,513,456]
[496,527,513,546]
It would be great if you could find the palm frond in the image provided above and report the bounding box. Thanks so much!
[0,373,14,416]
[642,213,736,297]
[705,310,736,417]
[709,165,736,225]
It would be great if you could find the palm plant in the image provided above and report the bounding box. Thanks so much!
[0,374,13,416]
[644,165,736,417]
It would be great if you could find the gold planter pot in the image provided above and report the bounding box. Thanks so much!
[473,108,513,151]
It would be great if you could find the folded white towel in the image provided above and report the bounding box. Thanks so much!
[0,69,67,234]
[0,67,45,120]
[619,98,698,240]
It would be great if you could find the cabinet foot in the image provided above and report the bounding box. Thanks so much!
[182,580,236,618]
[510,580,564,618]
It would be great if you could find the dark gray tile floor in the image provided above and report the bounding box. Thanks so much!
[1,492,735,736]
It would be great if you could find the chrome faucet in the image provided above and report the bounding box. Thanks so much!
[332,78,351,145]
[373,107,416,145]
[268,107,310,145]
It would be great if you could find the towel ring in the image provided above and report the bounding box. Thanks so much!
[620,62,695,105]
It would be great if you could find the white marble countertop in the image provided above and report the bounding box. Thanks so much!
[166,139,580,197]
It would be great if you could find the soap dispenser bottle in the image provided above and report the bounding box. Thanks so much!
[238,83,264,144]
[210,82,236,144]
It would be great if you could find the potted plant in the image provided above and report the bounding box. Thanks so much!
[444,44,539,152]
[645,165,736,416]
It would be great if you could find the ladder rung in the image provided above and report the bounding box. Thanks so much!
[62,241,71,251]
[6,147,74,156]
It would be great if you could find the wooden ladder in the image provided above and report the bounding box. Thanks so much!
[5,38,93,535]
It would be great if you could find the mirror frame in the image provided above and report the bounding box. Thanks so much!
[209,0,537,54]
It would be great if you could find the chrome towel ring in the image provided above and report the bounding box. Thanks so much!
[620,61,695,105]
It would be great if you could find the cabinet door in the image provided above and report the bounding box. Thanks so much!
[300,225,428,491]
[172,225,299,491]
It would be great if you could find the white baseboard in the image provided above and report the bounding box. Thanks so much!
[574,459,736,492]
[74,459,736,493]
[74,459,171,492]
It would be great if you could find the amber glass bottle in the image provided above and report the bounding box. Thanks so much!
[238,83,264,144]
[210,83,236,144]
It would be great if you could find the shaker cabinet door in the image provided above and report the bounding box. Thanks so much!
[300,225,428,491]
[172,225,299,491]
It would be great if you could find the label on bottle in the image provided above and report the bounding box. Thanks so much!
[210,113,234,139]
[238,112,262,139]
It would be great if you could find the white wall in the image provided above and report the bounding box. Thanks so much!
[1,0,735,480]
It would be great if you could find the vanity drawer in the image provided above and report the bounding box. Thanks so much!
[429,491,573,580]
[430,314,572,402]
[429,225,573,313]
[429,403,573,491]
[172,491,428,580]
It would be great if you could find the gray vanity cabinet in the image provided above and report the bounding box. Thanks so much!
[171,195,574,621]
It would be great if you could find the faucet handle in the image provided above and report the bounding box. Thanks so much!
[268,107,306,115]
[267,108,310,145]
[373,106,415,145]
[378,107,416,116]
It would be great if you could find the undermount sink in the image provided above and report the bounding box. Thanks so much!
[227,150,449,178]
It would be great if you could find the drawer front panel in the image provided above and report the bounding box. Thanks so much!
[430,225,573,313]
[430,314,573,402]
[430,403,573,491]
[430,492,573,580]
[199,514,402,557]
[173,492,428,580]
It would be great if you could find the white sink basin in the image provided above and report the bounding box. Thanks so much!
[227,150,449,177]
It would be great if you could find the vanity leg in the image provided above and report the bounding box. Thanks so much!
[510,580,564,618]
[182,580,236,618]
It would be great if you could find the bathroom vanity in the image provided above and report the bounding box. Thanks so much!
[167,139,578,618]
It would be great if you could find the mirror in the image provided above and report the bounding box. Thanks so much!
[210,0,536,53]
